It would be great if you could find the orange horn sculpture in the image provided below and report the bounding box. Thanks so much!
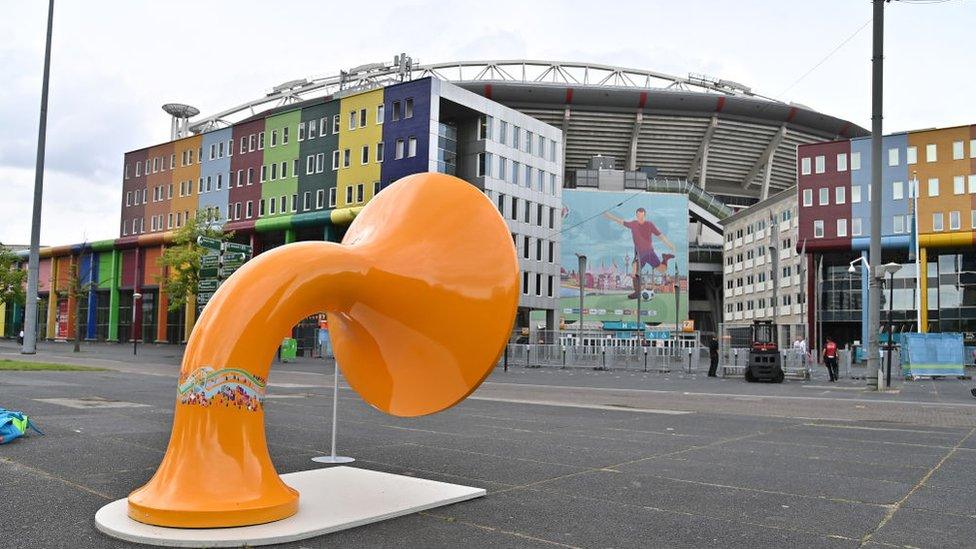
[127,172,519,528]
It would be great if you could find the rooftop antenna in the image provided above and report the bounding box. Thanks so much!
[162,103,200,140]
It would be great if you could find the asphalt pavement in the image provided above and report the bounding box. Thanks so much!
[1,339,975,548]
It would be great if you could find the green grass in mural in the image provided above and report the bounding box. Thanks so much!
[0,359,107,372]
[559,292,684,323]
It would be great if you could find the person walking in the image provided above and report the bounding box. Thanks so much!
[707,337,719,377]
[822,336,839,382]
[17,328,24,346]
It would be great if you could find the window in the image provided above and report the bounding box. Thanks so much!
[392,101,401,121]
[953,141,964,160]
[535,273,542,296]
[299,122,306,141]
[319,117,327,137]
[260,165,267,183]
[407,137,417,158]
[359,108,367,128]
[270,163,277,180]
[852,217,862,236]
[549,241,555,262]
[269,197,277,215]
[512,162,521,185]
[291,194,298,212]
[345,186,353,204]
[928,178,940,197]
[258,132,265,150]
[356,183,364,203]
[836,153,847,172]
[376,142,384,163]
[282,126,289,145]
[970,175,976,194]
[907,146,917,165]
[479,115,492,140]
[513,126,520,149]
[477,152,488,177]
[376,104,384,124]
[893,181,904,200]
[835,186,845,204]
[404,98,413,118]
[888,147,899,166]
[950,210,961,230]
[814,155,825,174]
[522,236,530,259]
[802,188,813,206]
[819,187,829,206]
[395,139,404,159]
[972,210,976,230]
[329,187,337,207]
[236,170,243,187]
[135,161,142,177]
[955,175,966,195]
[851,152,861,170]
[332,150,340,170]
[511,197,518,221]
[893,215,905,234]
[361,145,369,165]
[499,121,507,143]
[281,161,287,179]
[281,195,288,213]
[373,181,381,196]
[332,115,340,134]
[933,212,944,231]
[348,111,356,130]
[246,201,253,219]
[926,143,937,162]
[249,135,256,152]
[343,149,350,168]
[316,189,324,209]
[307,155,315,175]
[814,220,824,238]
[270,130,278,147]
[315,153,324,173]
[538,134,545,158]
[971,139,976,158]
[259,199,265,217]
[209,144,217,160]
[247,167,254,185]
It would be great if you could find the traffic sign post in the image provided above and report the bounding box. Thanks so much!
[196,239,253,312]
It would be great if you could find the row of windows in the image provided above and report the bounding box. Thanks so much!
[518,235,557,264]
[802,175,976,208]
[801,140,976,176]
[520,271,557,298]
[124,98,418,179]
[724,209,795,242]
[477,152,559,196]
[725,239,794,266]
[725,294,804,314]
[479,115,558,162]
[493,192,559,229]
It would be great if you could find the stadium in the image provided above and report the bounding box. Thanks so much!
[185,55,869,205]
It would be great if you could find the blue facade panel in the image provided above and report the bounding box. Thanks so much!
[851,134,911,241]
[380,78,432,188]
[199,128,233,225]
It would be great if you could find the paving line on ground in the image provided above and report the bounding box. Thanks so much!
[418,511,585,549]
[799,422,969,435]
[483,381,976,409]
[467,395,693,415]
[857,426,976,548]
[0,456,115,500]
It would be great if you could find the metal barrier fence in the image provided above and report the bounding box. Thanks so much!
[499,343,706,373]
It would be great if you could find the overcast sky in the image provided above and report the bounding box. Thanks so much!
[1,0,972,246]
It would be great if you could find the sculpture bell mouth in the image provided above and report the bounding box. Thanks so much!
[126,172,520,528]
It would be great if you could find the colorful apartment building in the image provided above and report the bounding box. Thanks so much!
[4,78,564,350]
[796,124,976,347]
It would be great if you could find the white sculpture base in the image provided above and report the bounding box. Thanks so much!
[94,466,485,547]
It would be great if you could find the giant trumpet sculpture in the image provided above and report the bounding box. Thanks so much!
[127,173,519,528]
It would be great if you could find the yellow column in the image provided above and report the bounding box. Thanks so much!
[46,259,58,339]
[0,302,6,337]
[919,247,928,333]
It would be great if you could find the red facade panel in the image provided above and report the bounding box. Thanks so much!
[796,140,852,251]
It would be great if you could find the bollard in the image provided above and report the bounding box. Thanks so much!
[643,347,648,373]
[504,345,509,372]
[562,346,566,369]
[687,349,692,373]
[525,344,530,368]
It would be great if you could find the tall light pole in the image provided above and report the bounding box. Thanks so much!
[132,292,142,355]
[866,0,886,387]
[576,254,586,345]
[22,0,55,355]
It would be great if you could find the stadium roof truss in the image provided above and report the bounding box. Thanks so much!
[178,57,868,199]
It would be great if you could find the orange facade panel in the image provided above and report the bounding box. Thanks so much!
[142,246,164,287]
[910,125,974,235]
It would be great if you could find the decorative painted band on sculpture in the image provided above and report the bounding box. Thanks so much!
[177,366,266,411]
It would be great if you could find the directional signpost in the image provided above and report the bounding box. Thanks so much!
[197,236,252,312]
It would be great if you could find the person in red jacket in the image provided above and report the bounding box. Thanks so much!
[822,336,839,382]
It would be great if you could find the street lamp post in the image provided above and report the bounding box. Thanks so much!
[635,270,642,343]
[673,260,679,357]
[132,292,142,355]
[883,262,902,389]
[576,254,587,347]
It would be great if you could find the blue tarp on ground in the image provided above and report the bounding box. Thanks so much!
[901,332,965,378]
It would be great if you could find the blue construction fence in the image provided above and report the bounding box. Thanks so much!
[900,332,966,378]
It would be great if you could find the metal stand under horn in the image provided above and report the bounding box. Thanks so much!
[312,360,355,464]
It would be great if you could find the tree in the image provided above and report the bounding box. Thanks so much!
[0,244,27,311]
[60,253,92,352]
[157,212,233,312]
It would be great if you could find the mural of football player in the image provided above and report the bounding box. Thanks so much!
[604,207,676,299]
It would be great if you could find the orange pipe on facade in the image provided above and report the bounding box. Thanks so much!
[127,173,519,528]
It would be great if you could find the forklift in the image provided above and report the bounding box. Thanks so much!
[744,320,784,383]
